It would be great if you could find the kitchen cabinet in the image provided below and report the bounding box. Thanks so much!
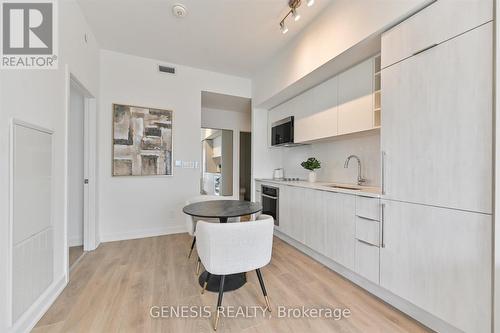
[302,189,326,254]
[338,58,374,135]
[325,192,356,270]
[381,23,493,214]
[355,240,379,284]
[212,135,222,157]
[381,0,492,69]
[379,200,491,333]
[294,77,338,143]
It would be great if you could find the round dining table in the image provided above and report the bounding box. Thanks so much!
[183,200,263,292]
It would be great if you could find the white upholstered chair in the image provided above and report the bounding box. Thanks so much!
[196,214,274,330]
[184,195,240,272]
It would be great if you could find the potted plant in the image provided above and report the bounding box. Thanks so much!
[301,157,321,183]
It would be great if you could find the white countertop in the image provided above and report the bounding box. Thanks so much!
[255,178,382,198]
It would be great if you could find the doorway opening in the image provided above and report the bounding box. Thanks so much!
[239,132,251,201]
[67,75,96,271]
[68,80,85,268]
[201,128,233,196]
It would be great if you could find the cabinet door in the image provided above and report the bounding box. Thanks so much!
[381,23,492,214]
[380,200,491,333]
[295,77,338,143]
[303,189,326,254]
[286,186,306,243]
[337,58,374,135]
[277,185,289,234]
[325,192,355,270]
[381,0,492,68]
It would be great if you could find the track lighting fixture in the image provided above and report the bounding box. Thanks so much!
[279,0,313,34]
[280,21,289,34]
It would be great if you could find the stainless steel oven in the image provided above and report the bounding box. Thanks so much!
[261,185,279,226]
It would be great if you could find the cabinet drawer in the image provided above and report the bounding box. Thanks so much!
[381,0,492,68]
[355,196,380,221]
[355,240,380,284]
[355,216,379,246]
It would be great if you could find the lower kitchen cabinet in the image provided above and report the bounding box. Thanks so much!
[303,189,326,254]
[380,200,492,333]
[355,240,379,284]
[325,192,356,270]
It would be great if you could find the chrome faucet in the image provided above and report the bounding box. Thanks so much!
[344,155,366,186]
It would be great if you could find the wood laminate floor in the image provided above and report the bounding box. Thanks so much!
[68,246,84,268]
[34,234,430,333]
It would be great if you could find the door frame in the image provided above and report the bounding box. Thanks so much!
[64,68,97,278]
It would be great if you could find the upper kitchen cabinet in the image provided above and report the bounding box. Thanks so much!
[381,0,492,69]
[337,58,375,135]
[294,77,338,143]
[381,22,493,214]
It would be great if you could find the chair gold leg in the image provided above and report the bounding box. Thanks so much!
[201,281,208,294]
[188,247,194,259]
[213,308,221,331]
[196,259,201,275]
[265,295,271,313]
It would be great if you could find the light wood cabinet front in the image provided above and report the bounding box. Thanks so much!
[380,200,491,333]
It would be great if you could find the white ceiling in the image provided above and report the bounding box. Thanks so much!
[76,0,332,77]
[201,91,251,113]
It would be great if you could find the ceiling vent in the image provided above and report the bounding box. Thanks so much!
[159,65,176,75]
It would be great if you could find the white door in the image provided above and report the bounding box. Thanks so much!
[379,200,491,333]
[381,23,493,214]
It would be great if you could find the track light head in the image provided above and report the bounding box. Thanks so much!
[306,0,314,7]
[292,8,301,21]
[280,21,289,34]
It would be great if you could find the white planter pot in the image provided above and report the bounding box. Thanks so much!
[308,171,317,183]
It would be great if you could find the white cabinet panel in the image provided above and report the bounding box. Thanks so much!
[380,200,491,333]
[355,216,379,246]
[355,240,379,284]
[381,23,492,213]
[325,192,356,270]
[338,58,374,135]
[295,76,338,143]
[295,106,338,143]
[278,185,306,241]
[382,0,492,68]
[355,196,380,221]
[303,189,326,254]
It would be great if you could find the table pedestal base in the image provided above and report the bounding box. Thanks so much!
[198,271,246,292]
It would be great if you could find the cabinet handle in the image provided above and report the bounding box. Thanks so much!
[381,151,386,195]
[381,203,386,248]
[412,43,438,56]
[357,239,378,247]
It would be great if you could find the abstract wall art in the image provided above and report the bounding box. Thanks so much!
[112,104,173,176]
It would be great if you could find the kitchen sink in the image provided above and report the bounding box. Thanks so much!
[325,185,362,190]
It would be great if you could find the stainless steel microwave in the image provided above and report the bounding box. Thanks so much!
[271,116,295,146]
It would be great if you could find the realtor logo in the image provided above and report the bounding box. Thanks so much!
[1,0,58,69]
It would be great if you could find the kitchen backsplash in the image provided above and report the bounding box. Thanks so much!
[280,130,381,186]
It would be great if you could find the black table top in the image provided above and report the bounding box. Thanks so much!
[183,200,262,219]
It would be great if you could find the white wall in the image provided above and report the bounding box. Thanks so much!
[252,0,428,106]
[68,84,85,247]
[98,50,251,242]
[0,1,100,331]
[201,107,251,197]
[279,131,381,186]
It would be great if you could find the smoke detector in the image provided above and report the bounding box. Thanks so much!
[172,4,187,18]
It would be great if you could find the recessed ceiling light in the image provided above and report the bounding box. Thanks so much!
[172,4,187,18]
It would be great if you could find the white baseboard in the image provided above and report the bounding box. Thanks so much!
[68,236,83,247]
[273,230,461,333]
[9,274,67,333]
[100,225,186,243]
